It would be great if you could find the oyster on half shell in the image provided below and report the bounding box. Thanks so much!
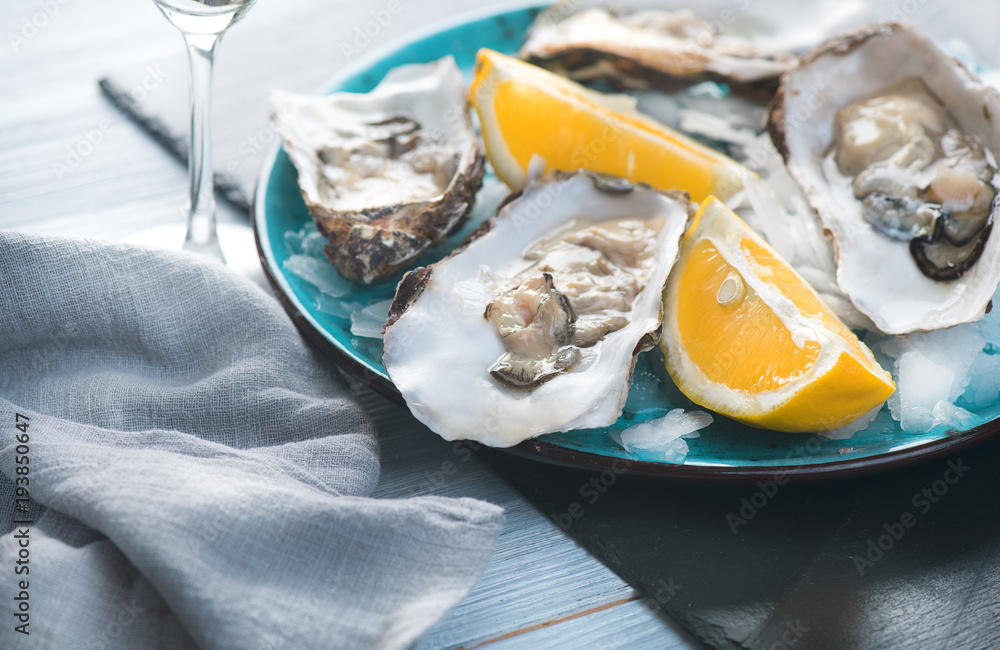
[382,172,693,447]
[767,24,1000,335]
[520,2,795,99]
[272,57,485,284]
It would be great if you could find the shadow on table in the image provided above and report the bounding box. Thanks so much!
[480,435,1000,650]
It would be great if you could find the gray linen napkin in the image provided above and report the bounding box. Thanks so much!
[0,231,504,649]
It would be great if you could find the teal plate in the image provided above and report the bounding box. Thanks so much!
[253,3,1000,482]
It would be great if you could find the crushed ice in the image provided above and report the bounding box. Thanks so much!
[819,405,882,440]
[876,317,995,433]
[349,299,394,340]
[280,82,1000,441]
[282,254,353,298]
[611,409,714,463]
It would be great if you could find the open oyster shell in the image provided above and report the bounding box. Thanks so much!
[272,57,485,284]
[519,1,795,99]
[382,171,693,447]
[767,24,1000,335]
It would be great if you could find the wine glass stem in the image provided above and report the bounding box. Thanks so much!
[183,33,225,262]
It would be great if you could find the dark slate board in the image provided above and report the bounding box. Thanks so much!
[479,439,1000,649]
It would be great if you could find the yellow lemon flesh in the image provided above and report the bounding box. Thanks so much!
[469,48,751,203]
[661,198,895,432]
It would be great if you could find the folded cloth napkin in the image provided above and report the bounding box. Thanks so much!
[0,231,504,649]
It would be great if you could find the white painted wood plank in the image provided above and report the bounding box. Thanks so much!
[479,596,696,650]
[0,0,695,647]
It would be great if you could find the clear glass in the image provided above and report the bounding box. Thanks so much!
[152,0,257,262]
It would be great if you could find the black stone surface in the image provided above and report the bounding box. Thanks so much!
[482,437,1000,649]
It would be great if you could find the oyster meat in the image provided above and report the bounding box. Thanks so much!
[382,172,693,447]
[767,24,1000,334]
[519,2,795,98]
[272,57,485,284]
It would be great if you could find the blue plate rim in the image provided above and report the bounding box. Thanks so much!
[251,3,1000,482]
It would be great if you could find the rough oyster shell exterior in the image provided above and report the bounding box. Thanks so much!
[273,57,485,284]
[519,2,794,99]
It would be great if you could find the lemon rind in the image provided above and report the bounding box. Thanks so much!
[661,198,895,431]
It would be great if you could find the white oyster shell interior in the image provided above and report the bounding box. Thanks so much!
[779,26,1000,334]
[382,174,691,447]
[271,57,475,212]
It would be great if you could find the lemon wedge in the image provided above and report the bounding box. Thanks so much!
[469,48,750,202]
[660,197,895,432]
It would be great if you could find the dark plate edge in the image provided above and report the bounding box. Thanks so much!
[254,198,1000,483]
[250,3,1000,484]
[509,425,1000,484]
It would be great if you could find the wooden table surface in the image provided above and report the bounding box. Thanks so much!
[0,1,697,647]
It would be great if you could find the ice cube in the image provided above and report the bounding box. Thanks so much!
[961,351,1000,410]
[903,326,985,401]
[301,231,328,258]
[613,409,713,463]
[931,401,978,431]
[284,229,304,255]
[283,255,353,297]
[350,299,394,340]
[896,349,955,432]
[315,295,365,320]
[819,404,883,440]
